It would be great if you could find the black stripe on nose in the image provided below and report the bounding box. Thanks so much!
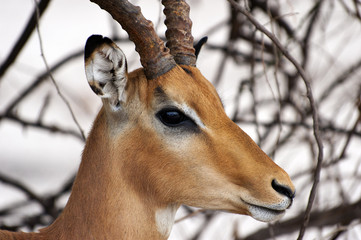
[272,179,295,199]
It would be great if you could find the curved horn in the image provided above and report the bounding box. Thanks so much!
[90,0,176,79]
[162,0,197,66]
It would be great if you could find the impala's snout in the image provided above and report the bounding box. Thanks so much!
[244,176,295,222]
[243,180,295,222]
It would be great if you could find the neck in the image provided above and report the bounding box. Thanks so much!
[41,110,178,239]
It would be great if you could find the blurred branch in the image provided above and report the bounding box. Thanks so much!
[175,209,206,224]
[0,173,75,230]
[0,0,51,79]
[300,0,324,68]
[251,0,295,38]
[319,56,361,104]
[338,0,361,21]
[3,50,83,116]
[0,172,57,219]
[206,43,273,64]
[227,2,324,238]
[0,112,84,141]
[33,0,85,141]
[190,211,217,240]
[1,37,84,142]
[0,173,45,208]
[323,220,361,240]
[1,0,361,238]
[236,118,361,138]
[241,198,361,240]
[335,88,361,160]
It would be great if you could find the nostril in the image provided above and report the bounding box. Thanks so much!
[272,179,295,199]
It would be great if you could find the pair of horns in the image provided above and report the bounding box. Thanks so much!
[90,0,196,79]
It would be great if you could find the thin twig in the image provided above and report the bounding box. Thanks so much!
[0,172,59,218]
[0,0,51,79]
[0,173,44,207]
[175,209,206,223]
[3,50,83,116]
[242,197,361,240]
[33,0,86,141]
[227,1,324,238]
[235,118,361,138]
[249,31,262,144]
[0,112,84,140]
[321,220,361,240]
[319,56,361,103]
[36,93,51,124]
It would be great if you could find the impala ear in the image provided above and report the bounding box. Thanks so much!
[84,35,128,111]
[194,36,208,59]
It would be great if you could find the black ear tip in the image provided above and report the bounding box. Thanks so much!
[87,34,104,44]
[194,36,208,58]
[199,36,208,44]
[84,35,113,59]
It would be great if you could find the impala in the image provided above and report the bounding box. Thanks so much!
[0,0,295,239]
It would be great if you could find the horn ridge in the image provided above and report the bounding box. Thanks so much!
[90,0,176,79]
[162,0,197,66]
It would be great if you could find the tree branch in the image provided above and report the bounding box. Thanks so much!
[0,112,84,141]
[227,2,324,238]
[0,0,51,79]
[242,198,361,240]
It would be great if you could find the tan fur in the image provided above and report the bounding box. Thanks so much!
[0,65,295,239]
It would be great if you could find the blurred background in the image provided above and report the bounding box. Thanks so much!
[1,0,361,239]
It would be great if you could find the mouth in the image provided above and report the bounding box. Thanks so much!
[242,201,288,222]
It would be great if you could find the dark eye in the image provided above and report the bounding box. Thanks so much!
[156,108,196,128]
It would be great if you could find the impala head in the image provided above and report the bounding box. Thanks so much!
[85,0,295,223]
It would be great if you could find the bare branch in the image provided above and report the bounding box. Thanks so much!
[3,50,83,116]
[227,2,324,238]
[0,0,51,79]
[0,172,57,218]
[242,198,361,240]
[0,112,84,141]
[33,0,85,141]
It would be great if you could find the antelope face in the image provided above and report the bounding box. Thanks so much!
[85,35,295,223]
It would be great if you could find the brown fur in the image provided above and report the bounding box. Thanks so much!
[0,66,295,239]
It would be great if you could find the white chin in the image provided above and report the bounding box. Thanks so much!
[248,205,286,222]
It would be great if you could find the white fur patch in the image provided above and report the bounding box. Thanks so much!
[180,103,206,129]
[155,205,178,237]
[248,204,285,222]
[244,195,292,222]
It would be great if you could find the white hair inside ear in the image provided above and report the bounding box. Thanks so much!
[85,37,128,111]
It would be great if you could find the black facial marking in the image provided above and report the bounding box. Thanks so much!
[154,86,171,107]
[90,85,103,95]
[182,67,192,75]
[155,86,165,96]
[99,82,106,88]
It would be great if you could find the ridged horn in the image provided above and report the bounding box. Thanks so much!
[162,0,197,66]
[90,0,176,79]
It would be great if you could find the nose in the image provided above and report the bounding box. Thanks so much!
[272,179,295,199]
